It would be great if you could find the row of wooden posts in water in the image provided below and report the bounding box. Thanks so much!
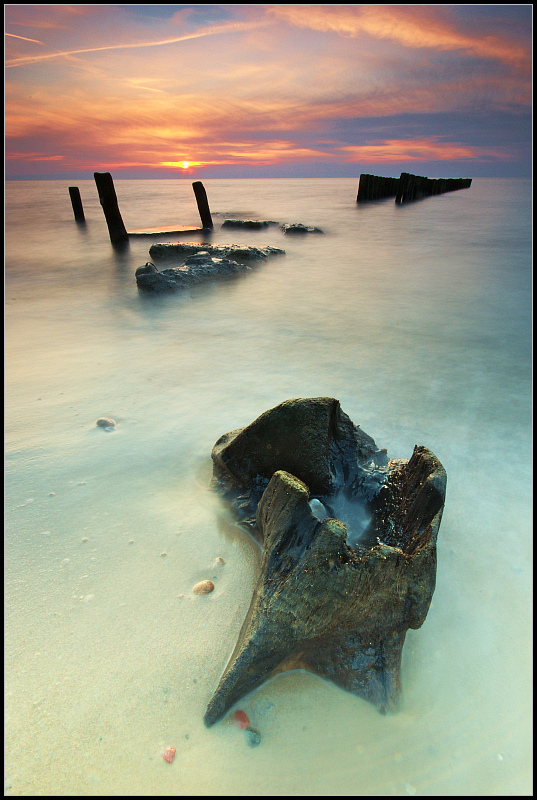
[357,172,472,203]
[68,172,214,246]
[68,170,473,245]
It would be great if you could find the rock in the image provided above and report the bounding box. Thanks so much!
[204,398,446,726]
[245,727,261,747]
[148,242,285,262]
[161,746,176,763]
[280,223,324,234]
[192,580,215,595]
[135,254,250,293]
[231,709,249,729]
[222,220,277,229]
[96,417,115,428]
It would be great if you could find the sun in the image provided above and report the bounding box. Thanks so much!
[159,160,202,171]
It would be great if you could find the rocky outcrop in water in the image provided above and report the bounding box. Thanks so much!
[221,220,278,230]
[205,397,446,726]
[148,242,285,262]
[137,243,285,292]
[280,223,324,234]
[135,253,250,292]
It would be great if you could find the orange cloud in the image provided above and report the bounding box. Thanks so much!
[7,152,64,162]
[267,4,530,68]
[337,138,485,164]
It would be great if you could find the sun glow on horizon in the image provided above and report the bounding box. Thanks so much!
[160,160,202,170]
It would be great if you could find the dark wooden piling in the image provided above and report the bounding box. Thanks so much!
[93,172,129,246]
[192,181,213,229]
[357,174,399,202]
[68,186,85,221]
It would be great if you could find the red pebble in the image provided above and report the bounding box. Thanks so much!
[232,710,250,730]
[162,746,176,763]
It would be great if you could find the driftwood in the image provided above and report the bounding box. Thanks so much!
[205,398,446,726]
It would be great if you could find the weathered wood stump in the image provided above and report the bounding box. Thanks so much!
[205,398,446,726]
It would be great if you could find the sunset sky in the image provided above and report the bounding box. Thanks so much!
[5,4,532,179]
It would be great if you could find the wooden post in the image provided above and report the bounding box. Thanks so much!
[68,186,85,221]
[94,172,129,246]
[192,181,213,229]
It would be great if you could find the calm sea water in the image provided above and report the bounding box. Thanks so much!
[5,178,532,795]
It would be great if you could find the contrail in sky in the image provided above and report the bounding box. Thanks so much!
[5,32,44,45]
[5,20,267,67]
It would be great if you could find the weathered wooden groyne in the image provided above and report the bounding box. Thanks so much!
[395,173,472,203]
[356,174,400,202]
[357,172,472,203]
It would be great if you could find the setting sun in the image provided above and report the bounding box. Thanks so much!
[158,160,202,171]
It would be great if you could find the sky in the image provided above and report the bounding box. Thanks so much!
[4,4,533,180]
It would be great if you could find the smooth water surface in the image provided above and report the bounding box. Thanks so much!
[5,178,532,795]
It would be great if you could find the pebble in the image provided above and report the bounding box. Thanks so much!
[161,746,176,764]
[192,580,214,595]
[245,727,261,748]
[96,417,115,429]
[231,709,249,730]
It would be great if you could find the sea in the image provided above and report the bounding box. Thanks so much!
[5,177,532,795]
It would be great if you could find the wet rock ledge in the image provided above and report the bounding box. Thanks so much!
[136,243,285,292]
[148,242,284,262]
[205,397,447,726]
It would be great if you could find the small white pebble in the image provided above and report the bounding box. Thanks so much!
[81,537,89,542]
[160,552,167,557]
[48,492,55,497]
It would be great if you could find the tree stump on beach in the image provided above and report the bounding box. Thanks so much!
[205,397,447,726]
